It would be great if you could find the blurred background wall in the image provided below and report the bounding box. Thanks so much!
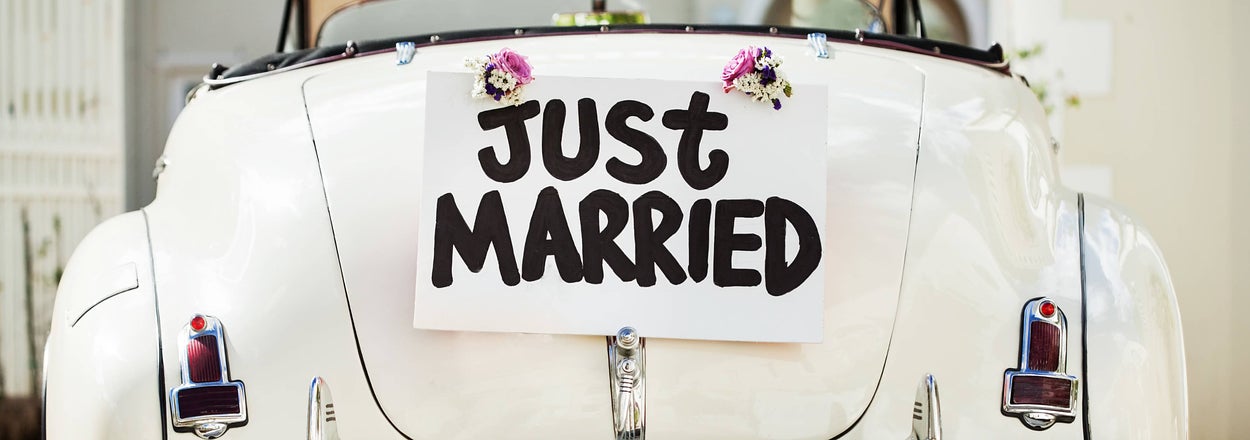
[0,0,126,400]
[994,1,1245,438]
[0,0,1245,438]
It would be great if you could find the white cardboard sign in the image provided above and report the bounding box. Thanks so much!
[415,72,827,343]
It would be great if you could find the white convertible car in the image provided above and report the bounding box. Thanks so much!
[43,0,1188,439]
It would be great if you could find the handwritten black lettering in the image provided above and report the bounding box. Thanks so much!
[764,197,822,296]
[542,98,600,181]
[664,92,729,190]
[605,100,666,184]
[432,191,520,287]
[521,186,584,282]
[687,198,712,282]
[633,191,687,286]
[477,100,540,183]
[580,189,636,283]
[713,199,764,287]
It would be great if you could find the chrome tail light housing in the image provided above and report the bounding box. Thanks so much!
[170,314,247,439]
[1002,298,1079,430]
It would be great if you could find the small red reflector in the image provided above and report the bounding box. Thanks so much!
[191,315,206,332]
[1010,375,1073,408]
[1039,302,1055,317]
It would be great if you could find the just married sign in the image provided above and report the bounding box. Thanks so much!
[414,72,828,343]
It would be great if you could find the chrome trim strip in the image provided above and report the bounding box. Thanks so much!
[202,43,365,87]
[308,376,341,440]
[1077,193,1093,438]
[169,315,248,438]
[908,374,941,440]
[608,327,645,440]
[1001,298,1079,430]
[139,209,171,440]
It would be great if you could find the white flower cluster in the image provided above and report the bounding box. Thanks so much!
[465,55,524,105]
[731,53,792,108]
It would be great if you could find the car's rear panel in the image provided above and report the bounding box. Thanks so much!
[302,33,920,438]
[138,31,1107,439]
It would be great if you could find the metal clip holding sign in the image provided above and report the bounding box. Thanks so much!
[395,42,416,65]
[808,33,830,59]
[608,327,645,439]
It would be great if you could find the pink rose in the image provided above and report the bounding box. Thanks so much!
[722,46,759,92]
[492,48,533,85]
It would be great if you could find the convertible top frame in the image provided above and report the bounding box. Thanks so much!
[214,23,1005,91]
[275,0,932,52]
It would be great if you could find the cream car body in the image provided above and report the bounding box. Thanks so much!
[43,4,1187,439]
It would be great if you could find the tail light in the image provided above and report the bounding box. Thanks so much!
[1002,298,1078,430]
[170,314,248,439]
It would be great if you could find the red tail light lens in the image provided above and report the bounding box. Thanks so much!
[1009,375,1073,407]
[176,385,243,418]
[1002,298,1078,430]
[1027,321,1060,371]
[171,314,247,434]
[187,335,223,383]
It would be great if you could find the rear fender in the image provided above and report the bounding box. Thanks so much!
[44,211,164,439]
[1081,194,1189,438]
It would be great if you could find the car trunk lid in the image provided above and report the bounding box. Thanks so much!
[301,32,921,438]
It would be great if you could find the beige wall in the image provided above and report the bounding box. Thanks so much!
[1232,0,1250,432]
[1061,0,1245,438]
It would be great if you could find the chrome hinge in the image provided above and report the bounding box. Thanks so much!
[907,374,942,440]
[609,327,645,440]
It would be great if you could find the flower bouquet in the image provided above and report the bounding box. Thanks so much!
[465,48,534,105]
[722,46,792,110]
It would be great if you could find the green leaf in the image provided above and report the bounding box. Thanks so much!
[1065,94,1082,109]
[783,83,793,98]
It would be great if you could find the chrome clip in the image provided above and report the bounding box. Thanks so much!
[608,327,645,440]
[152,155,169,180]
[308,376,340,440]
[907,374,942,440]
[807,33,829,59]
[395,42,416,66]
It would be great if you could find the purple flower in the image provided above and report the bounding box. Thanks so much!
[722,46,759,92]
[491,48,533,85]
[759,65,776,86]
[772,98,782,110]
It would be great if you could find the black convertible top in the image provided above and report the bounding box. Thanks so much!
[207,24,1007,88]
